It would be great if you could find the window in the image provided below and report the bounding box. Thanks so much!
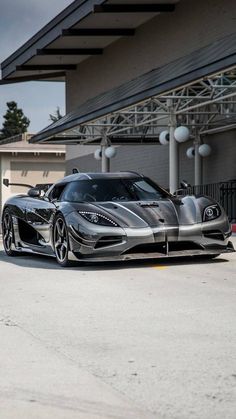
[48,184,66,201]
[131,180,164,200]
[61,178,169,202]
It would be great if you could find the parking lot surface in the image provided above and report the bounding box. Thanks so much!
[0,239,236,419]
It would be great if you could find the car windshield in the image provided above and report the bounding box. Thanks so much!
[62,177,169,202]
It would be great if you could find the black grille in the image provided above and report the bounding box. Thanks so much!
[203,230,225,241]
[168,241,203,251]
[123,242,167,255]
[95,236,124,249]
[123,241,203,255]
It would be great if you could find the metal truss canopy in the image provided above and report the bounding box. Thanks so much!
[42,67,236,145]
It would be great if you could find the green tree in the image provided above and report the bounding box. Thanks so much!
[0,101,30,139]
[49,106,63,123]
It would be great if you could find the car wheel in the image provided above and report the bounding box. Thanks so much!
[53,215,72,267]
[2,209,17,256]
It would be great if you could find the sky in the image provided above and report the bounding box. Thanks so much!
[0,0,74,133]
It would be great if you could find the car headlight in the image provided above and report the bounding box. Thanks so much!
[78,211,119,227]
[203,204,221,222]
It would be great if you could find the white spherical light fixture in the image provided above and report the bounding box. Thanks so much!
[198,144,212,157]
[94,148,102,160]
[105,146,117,159]
[159,130,169,145]
[186,147,195,159]
[174,126,190,143]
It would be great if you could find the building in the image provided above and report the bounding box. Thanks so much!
[0,0,236,220]
[0,134,65,210]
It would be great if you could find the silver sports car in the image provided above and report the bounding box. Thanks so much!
[1,172,234,266]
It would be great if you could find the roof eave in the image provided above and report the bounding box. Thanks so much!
[1,0,106,81]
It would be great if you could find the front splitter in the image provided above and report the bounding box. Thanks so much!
[71,243,235,263]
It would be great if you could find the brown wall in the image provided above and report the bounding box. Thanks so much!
[66,128,236,188]
[65,0,236,186]
[66,0,236,112]
[202,131,236,184]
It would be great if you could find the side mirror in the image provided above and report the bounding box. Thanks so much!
[28,187,40,198]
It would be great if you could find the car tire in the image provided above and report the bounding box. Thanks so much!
[2,209,17,256]
[53,214,72,267]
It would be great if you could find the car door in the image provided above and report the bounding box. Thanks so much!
[25,184,66,246]
[24,196,56,247]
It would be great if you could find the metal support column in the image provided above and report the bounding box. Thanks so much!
[194,134,202,186]
[168,100,178,193]
[101,145,110,172]
[101,129,110,173]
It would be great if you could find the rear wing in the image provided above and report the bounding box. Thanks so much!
[3,178,52,192]
[3,178,33,189]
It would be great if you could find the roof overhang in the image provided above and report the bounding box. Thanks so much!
[0,0,178,84]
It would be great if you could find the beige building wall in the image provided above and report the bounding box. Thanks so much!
[0,155,12,205]
[11,160,65,193]
[0,153,65,211]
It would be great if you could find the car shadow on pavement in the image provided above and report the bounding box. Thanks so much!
[0,249,229,271]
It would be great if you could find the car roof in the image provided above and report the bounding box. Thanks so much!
[56,172,143,184]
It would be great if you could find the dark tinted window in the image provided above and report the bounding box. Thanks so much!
[61,178,169,202]
[48,184,66,201]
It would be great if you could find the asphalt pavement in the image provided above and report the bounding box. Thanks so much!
[0,239,236,419]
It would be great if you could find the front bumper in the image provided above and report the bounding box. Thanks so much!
[67,215,235,261]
